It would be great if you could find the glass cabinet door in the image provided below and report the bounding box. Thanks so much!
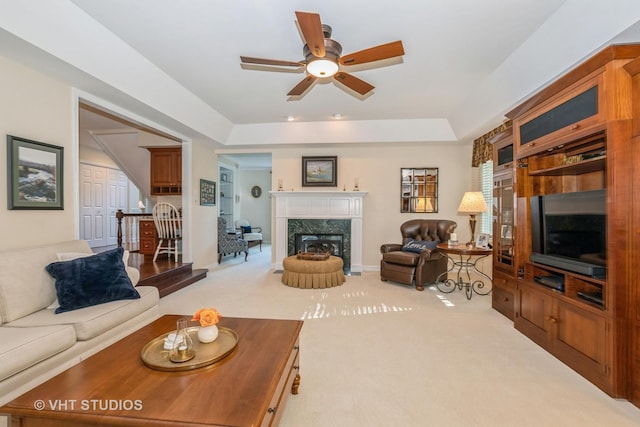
[493,172,514,271]
[401,167,438,213]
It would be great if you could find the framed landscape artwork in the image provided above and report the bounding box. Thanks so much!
[302,156,337,187]
[7,135,64,210]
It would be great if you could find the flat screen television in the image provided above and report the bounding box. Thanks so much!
[530,189,606,278]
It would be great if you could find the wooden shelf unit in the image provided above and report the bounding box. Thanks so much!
[503,44,640,401]
[489,125,517,320]
[219,166,234,227]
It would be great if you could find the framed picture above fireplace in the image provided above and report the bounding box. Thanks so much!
[302,156,337,187]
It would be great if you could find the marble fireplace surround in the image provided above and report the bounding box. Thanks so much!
[271,191,367,273]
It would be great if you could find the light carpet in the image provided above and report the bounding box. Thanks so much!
[160,245,640,427]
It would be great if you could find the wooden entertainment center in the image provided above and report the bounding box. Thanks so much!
[489,44,640,406]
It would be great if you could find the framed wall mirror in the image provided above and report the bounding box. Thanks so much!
[400,167,438,213]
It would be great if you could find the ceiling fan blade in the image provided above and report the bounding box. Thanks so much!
[333,72,374,95]
[240,56,304,67]
[295,11,325,58]
[339,40,405,66]
[287,75,317,96]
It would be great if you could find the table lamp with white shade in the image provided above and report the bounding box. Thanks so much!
[457,191,488,246]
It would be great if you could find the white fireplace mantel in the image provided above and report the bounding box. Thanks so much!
[271,191,367,272]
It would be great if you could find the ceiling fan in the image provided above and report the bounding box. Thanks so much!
[240,11,405,97]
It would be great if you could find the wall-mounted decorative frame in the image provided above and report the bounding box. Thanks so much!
[7,135,64,210]
[199,179,216,206]
[302,156,337,187]
[251,185,262,198]
[400,167,438,213]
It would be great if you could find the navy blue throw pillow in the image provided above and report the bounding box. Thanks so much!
[402,239,440,253]
[45,247,140,314]
[241,225,252,233]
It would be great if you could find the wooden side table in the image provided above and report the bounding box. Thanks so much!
[435,243,493,299]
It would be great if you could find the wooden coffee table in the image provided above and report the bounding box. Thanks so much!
[1,315,303,427]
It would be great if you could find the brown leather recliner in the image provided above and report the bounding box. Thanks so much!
[380,219,457,291]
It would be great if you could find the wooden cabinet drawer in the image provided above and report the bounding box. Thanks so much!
[261,339,300,426]
[141,229,155,237]
[140,239,155,253]
[492,280,515,320]
[140,220,155,229]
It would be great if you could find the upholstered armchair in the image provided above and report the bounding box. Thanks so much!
[380,219,457,291]
[234,219,263,251]
[218,217,249,263]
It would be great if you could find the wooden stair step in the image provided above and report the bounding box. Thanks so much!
[138,264,208,297]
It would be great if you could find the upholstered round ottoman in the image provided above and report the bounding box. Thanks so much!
[282,255,346,289]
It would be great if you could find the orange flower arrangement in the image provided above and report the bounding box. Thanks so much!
[192,308,222,327]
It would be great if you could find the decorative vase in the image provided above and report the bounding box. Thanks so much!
[197,325,219,343]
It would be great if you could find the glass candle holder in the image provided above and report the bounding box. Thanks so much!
[169,318,195,363]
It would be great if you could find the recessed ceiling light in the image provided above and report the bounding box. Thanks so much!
[286,115,295,122]
[332,113,342,120]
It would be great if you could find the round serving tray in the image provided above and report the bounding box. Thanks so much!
[296,252,330,261]
[141,326,238,371]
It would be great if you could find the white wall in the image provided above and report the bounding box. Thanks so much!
[237,169,272,242]
[270,142,474,269]
[78,135,117,168]
[0,56,76,250]
[189,139,218,268]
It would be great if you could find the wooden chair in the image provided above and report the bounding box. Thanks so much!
[152,202,181,262]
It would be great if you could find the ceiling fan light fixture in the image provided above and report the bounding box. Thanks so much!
[240,12,404,98]
[306,58,339,78]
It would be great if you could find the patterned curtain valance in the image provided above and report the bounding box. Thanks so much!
[471,120,512,167]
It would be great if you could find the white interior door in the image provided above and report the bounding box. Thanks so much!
[80,163,129,248]
[80,164,106,247]
[107,169,128,245]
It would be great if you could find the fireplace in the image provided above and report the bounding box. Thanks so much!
[296,233,344,257]
[272,191,367,273]
[288,219,351,271]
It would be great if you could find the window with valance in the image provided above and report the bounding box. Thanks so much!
[472,120,512,167]
[472,120,512,234]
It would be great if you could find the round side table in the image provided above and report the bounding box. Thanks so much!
[435,243,492,300]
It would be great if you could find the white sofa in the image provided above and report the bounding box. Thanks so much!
[0,240,160,406]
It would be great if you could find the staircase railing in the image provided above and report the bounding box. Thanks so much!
[116,210,152,251]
